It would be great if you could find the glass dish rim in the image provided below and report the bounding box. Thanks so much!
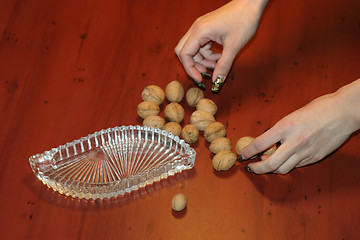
[29,125,196,199]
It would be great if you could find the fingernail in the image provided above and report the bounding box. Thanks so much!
[244,165,253,173]
[201,72,212,79]
[211,75,225,93]
[193,80,206,89]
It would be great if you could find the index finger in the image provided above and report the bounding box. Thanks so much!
[240,127,283,160]
[175,27,192,58]
[179,29,214,81]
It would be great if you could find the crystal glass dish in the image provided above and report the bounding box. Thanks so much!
[29,125,196,200]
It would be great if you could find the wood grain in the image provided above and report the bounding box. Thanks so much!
[1,0,359,239]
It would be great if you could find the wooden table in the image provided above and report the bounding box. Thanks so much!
[1,0,359,239]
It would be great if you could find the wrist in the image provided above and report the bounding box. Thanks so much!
[336,78,360,133]
[232,0,269,13]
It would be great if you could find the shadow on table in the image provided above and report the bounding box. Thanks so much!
[237,150,360,203]
[23,167,197,211]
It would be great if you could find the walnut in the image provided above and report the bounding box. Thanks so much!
[181,124,199,144]
[235,136,259,159]
[235,136,255,155]
[162,122,181,137]
[141,85,165,105]
[190,110,215,131]
[165,80,184,102]
[137,101,160,119]
[186,87,204,107]
[212,150,237,171]
[263,144,277,156]
[171,193,187,212]
[196,98,217,115]
[204,122,226,142]
[143,115,165,129]
[209,137,232,154]
[164,102,185,123]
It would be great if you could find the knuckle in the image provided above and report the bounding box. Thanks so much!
[174,46,180,55]
[178,49,186,62]
[277,117,297,133]
[192,19,208,36]
[252,138,265,152]
[294,134,307,146]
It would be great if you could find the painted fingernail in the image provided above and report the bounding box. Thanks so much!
[201,72,212,79]
[244,165,253,173]
[193,80,206,89]
[211,75,225,93]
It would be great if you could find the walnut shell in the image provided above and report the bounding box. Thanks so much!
[190,110,215,131]
[171,193,187,212]
[137,101,160,119]
[162,122,181,137]
[204,122,226,142]
[143,115,165,129]
[209,137,232,154]
[181,124,199,144]
[142,85,165,105]
[186,87,204,107]
[196,98,217,115]
[164,102,185,123]
[235,136,255,155]
[235,136,259,159]
[263,144,277,156]
[212,150,237,171]
[165,80,184,102]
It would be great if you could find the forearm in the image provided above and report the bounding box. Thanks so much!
[251,0,269,12]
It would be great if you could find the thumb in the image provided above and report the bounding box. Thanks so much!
[211,41,240,93]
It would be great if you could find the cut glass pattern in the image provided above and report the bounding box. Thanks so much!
[29,126,196,200]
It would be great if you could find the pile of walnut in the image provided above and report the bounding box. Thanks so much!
[137,81,276,172]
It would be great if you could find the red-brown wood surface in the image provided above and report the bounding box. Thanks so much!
[1,0,359,239]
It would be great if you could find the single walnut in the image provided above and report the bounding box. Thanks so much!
[181,124,199,144]
[235,136,258,159]
[212,150,237,171]
[263,144,277,156]
[165,80,184,102]
[142,85,165,105]
[186,87,204,107]
[190,110,215,131]
[162,122,181,137]
[204,122,226,142]
[137,101,160,119]
[164,102,185,123]
[196,98,217,115]
[171,193,187,212]
[235,136,255,155]
[209,137,232,154]
[143,115,165,129]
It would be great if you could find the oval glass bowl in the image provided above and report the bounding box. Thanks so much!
[29,125,196,200]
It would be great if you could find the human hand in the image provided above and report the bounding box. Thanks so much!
[240,86,360,174]
[175,0,269,91]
